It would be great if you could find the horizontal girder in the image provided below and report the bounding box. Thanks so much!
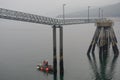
[0,8,103,25]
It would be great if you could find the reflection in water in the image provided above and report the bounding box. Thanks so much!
[53,53,64,80]
[60,74,64,80]
[53,72,64,80]
[53,61,64,80]
[53,71,57,80]
[87,50,119,80]
[53,49,64,80]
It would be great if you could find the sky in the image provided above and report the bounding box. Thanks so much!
[0,0,120,17]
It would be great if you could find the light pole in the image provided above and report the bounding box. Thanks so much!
[63,4,66,24]
[101,9,103,19]
[88,6,90,22]
[99,8,101,19]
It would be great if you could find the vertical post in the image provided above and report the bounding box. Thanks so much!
[59,26,64,76]
[88,6,90,22]
[63,4,66,25]
[53,25,57,78]
[101,9,103,19]
[99,8,101,19]
[87,28,98,55]
[106,29,110,52]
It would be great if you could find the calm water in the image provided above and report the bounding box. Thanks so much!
[0,18,120,80]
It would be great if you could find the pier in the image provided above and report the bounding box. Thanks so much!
[0,8,119,79]
[87,20,119,56]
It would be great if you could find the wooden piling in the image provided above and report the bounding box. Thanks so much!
[88,20,119,56]
[109,27,119,55]
[87,28,98,55]
[97,20,119,55]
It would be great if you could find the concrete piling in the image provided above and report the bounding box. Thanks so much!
[53,25,57,75]
[52,25,64,79]
[59,26,64,75]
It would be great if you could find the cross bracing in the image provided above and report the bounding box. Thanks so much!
[0,8,103,25]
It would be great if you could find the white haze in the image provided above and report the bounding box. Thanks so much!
[0,0,120,17]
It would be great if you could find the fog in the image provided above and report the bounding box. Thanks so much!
[0,0,120,17]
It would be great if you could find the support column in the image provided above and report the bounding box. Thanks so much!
[59,26,64,76]
[87,27,100,55]
[87,20,119,56]
[53,25,57,77]
[97,20,119,56]
[53,25,64,80]
[87,28,98,55]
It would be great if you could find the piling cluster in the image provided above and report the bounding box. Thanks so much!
[87,20,119,79]
[87,20,119,56]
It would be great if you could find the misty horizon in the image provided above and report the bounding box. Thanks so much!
[0,0,120,17]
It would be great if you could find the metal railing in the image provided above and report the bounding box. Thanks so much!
[0,8,104,25]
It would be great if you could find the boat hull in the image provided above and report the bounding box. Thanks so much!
[37,65,54,73]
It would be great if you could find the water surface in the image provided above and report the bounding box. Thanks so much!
[0,18,120,80]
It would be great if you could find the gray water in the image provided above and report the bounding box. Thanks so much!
[0,18,120,80]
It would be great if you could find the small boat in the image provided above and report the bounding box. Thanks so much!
[37,61,53,73]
